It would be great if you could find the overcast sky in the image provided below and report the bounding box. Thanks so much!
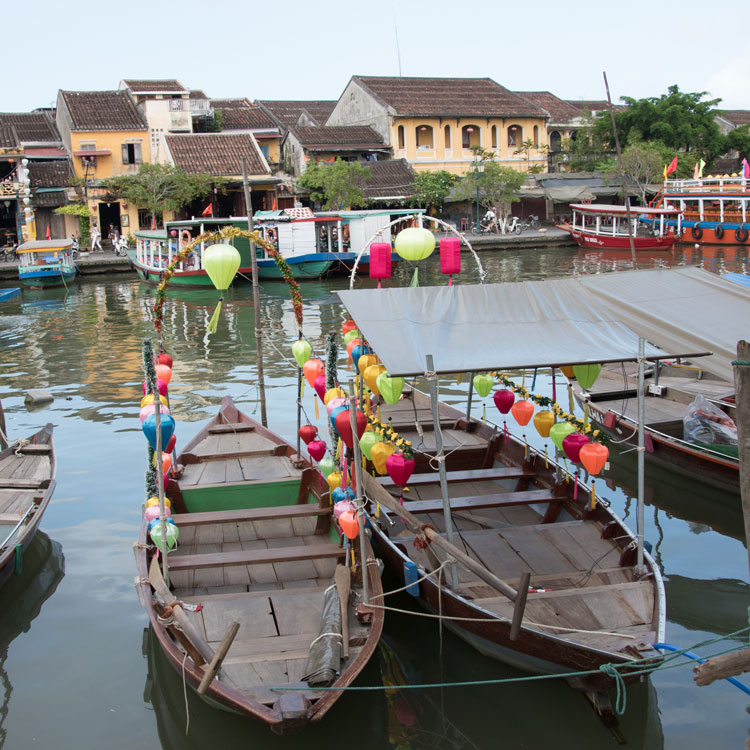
[7,0,750,113]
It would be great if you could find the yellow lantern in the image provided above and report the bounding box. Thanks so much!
[140,394,168,409]
[358,353,378,377]
[371,442,397,475]
[145,496,171,509]
[326,471,343,492]
[324,387,347,405]
[364,364,386,394]
[533,410,555,438]
[394,227,435,261]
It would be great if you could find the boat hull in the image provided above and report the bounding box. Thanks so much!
[19,266,77,289]
[557,224,677,251]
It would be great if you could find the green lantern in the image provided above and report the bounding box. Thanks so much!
[473,373,494,397]
[359,431,383,460]
[318,455,335,478]
[394,227,435,261]
[202,243,241,334]
[377,370,405,405]
[344,329,360,344]
[292,339,312,367]
[549,421,576,451]
[572,363,602,390]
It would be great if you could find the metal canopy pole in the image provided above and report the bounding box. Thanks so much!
[637,337,646,575]
[465,371,474,423]
[425,354,459,589]
[348,379,369,604]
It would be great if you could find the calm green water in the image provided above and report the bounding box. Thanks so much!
[1,244,749,749]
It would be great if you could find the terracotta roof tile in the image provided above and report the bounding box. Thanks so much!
[220,106,278,131]
[720,110,750,126]
[211,98,252,109]
[0,112,60,143]
[290,126,385,149]
[165,133,269,176]
[514,92,583,124]
[61,90,147,131]
[353,76,546,118]
[0,123,17,148]
[363,159,414,199]
[256,100,337,127]
[566,100,627,113]
[29,160,73,188]
[122,79,187,93]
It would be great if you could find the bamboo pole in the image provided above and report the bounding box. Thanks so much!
[348,379,369,604]
[636,337,645,575]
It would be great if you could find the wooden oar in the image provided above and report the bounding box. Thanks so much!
[335,564,351,659]
[198,621,240,694]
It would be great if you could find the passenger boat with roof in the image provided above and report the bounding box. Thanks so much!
[17,239,77,288]
[556,204,682,251]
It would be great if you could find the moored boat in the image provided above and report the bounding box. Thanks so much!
[17,240,76,289]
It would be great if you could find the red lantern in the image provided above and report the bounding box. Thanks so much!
[299,424,318,445]
[339,510,359,540]
[369,242,392,287]
[579,443,609,475]
[307,439,327,462]
[386,452,415,487]
[165,434,177,454]
[335,409,367,450]
[493,389,515,414]
[157,352,173,368]
[313,375,327,402]
[440,237,461,285]
[342,319,357,335]
[562,433,590,463]
[302,358,325,387]
[511,399,534,426]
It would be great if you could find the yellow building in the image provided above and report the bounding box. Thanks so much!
[327,76,550,175]
[56,89,151,235]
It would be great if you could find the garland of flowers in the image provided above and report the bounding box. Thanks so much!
[141,338,159,497]
[152,227,303,332]
[492,372,608,445]
[365,411,414,458]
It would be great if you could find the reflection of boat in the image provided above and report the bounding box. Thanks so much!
[17,240,76,289]
[0,423,56,588]
[135,398,383,734]
[556,204,682,251]
[0,288,20,302]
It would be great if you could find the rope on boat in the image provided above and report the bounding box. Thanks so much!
[181,651,191,737]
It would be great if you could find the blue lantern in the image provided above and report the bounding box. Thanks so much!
[142,413,176,452]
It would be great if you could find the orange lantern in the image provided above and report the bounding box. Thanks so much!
[559,365,575,378]
[339,510,359,539]
[342,319,357,335]
[303,358,325,387]
[579,443,609,475]
[161,452,172,475]
[155,364,172,385]
[511,400,534,426]
[346,338,362,362]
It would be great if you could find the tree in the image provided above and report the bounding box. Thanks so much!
[54,203,92,246]
[409,170,458,213]
[102,163,222,224]
[514,138,549,173]
[727,125,750,161]
[606,141,673,205]
[297,159,371,210]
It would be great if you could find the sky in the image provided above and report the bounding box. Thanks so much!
[6,0,750,113]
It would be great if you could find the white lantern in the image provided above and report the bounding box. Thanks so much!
[21,158,28,167]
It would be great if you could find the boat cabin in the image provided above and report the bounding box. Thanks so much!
[662,176,750,227]
[569,204,682,239]
[253,207,341,260]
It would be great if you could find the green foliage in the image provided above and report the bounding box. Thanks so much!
[606,141,674,204]
[409,170,458,212]
[298,159,371,210]
[727,125,750,159]
[55,202,91,245]
[103,163,223,223]
[453,149,525,217]
[559,117,614,172]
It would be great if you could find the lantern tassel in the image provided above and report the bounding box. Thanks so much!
[375,501,381,518]
[456,372,462,385]
[531,368,537,390]
[573,470,578,500]
[503,421,508,439]
[314,395,320,419]
[206,297,223,334]
[568,384,575,413]
[482,403,486,423]
[590,480,597,510]
[523,434,528,458]
[544,443,548,468]
[448,274,453,287]
[551,367,556,402]
[584,401,589,430]
[300,377,305,398]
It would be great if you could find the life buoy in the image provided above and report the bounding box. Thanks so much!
[342,225,350,243]
[736,226,749,243]
[180,229,192,246]
[691,224,703,240]
[266,227,277,243]
[714,224,724,239]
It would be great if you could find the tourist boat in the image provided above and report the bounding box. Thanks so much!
[653,174,750,245]
[16,240,77,289]
[0,423,56,588]
[556,204,682,251]
[569,361,739,494]
[134,397,384,734]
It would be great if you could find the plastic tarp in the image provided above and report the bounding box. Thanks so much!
[337,267,739,378]
[301,586,342,686]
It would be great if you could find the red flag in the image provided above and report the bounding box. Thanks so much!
[201,203,213,217]
[151,215,156,230]
[665,156,678,175]
[45,225,50,240]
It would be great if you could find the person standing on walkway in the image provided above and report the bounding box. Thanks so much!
[91,222,102,252]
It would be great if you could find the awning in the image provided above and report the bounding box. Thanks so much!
[336,267,737,379]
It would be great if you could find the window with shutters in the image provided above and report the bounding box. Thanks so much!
[122,142,143,165]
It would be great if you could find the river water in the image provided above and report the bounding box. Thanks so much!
[1,243,749,749]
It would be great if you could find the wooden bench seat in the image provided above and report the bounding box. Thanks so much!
[180,444,288,464]
[0,478,49,490]
[401,489,562,515]
[172,504,332,526]
[379,466,533,489]
[169,543,345,571]
[207,423,256,435]
[15,444,52,455]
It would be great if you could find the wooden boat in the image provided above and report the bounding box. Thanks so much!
[569,362,739,493]
[17,240,76,289]
[363,388,665,719]
[0,424,56,589]
[134,398,384,734]
[556,203,682,251]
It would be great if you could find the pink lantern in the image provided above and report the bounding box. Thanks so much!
[155,364,172,385]
[562,433,590,463]
[170,229,178,238]
[313,374,327,402]
[326,397,347,416]
[308,439,327,462]
[493,389,515,415]
[142,378,168,397]
[145,505,171,523]
[385,452,415,487]
[369,242,392,288]
[139,404,171,422]
[333,499,354,519]
[440,237,461,285]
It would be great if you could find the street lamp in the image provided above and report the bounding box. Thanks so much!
[473,151,485,233]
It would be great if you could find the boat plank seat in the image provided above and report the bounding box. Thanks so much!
[169,543,345,571]
[380,466,533,489]
[0,478,50,490]
[15,445,52,455]
[0,511,31,524]
[172,504,332,527]
[207,423,256,435]
[181,445,289,464]
[402,489,562,515]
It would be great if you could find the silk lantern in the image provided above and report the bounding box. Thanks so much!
[142,413,175,452]
[344,329,360,345]
[533,410,555,438]
[386,452,415,487]
[562,433,590,463]
[333,499,354,518]
[324,388,347,406]
[330,405,348,435]
[326,471,343,492]
[351,343,372,372]
[473,373,494,398]
[511,400,534,426]
[314,375,327,402]
[141,394,168,409]
[549,421,576,451]
[364,364,386,394]
[342,319,357,335]
[573,363,602,390]
[369,242,392,287]
[303,358,325,388]
[142,378,168,397]
[359,430,383,460]
[346,338,361,362]
[165,434,177,454]
[358,353,378,377]
[440,236,461,284]
[493,389,515,414]
[161,452,172,475]
[203,243,241,289]
[308,439,327,462]
[332,487,348,505]
[376,371,404,405]
[319,455,335,478]
[338,510,359,540]
[146,496,171,509]
[336,408,367,450]
[371,442,396,475]
[292,339,312,367]
[140,404,171,422]
[149,521,179,550]
[326,397,347,416]
[579,443,609,475]
[559,365,575,378]
[157,353,173,368]
[299,424,318,445]
[395,227,435,261]
[155,364,172,385]
[145,505,171,523]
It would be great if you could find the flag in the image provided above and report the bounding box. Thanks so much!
[272,194,277,211]
[45,225,50,240]
[201,203,213,217]
[698,159,706,179]
[151,215,156,230]
[665,156,678,176]
[743,158,750,179]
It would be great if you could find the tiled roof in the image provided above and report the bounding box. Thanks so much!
[515,92,583,124]
[256,100,337,127]
[190,90,209,100]
[0,112,60,143]
[211,98,252,109]
[566,100,627,113]
[363,159,414,199]
[165,133,269,176]
[122,79,187,93]
[29,160,74,188]
[60,90,147,131]
[719,110,750,126]
[291,126,385,150]
[220,106,278,131]
[353,76,546,118]
[0,123,18,148]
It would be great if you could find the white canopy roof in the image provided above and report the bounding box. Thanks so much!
[337,267,739,379]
